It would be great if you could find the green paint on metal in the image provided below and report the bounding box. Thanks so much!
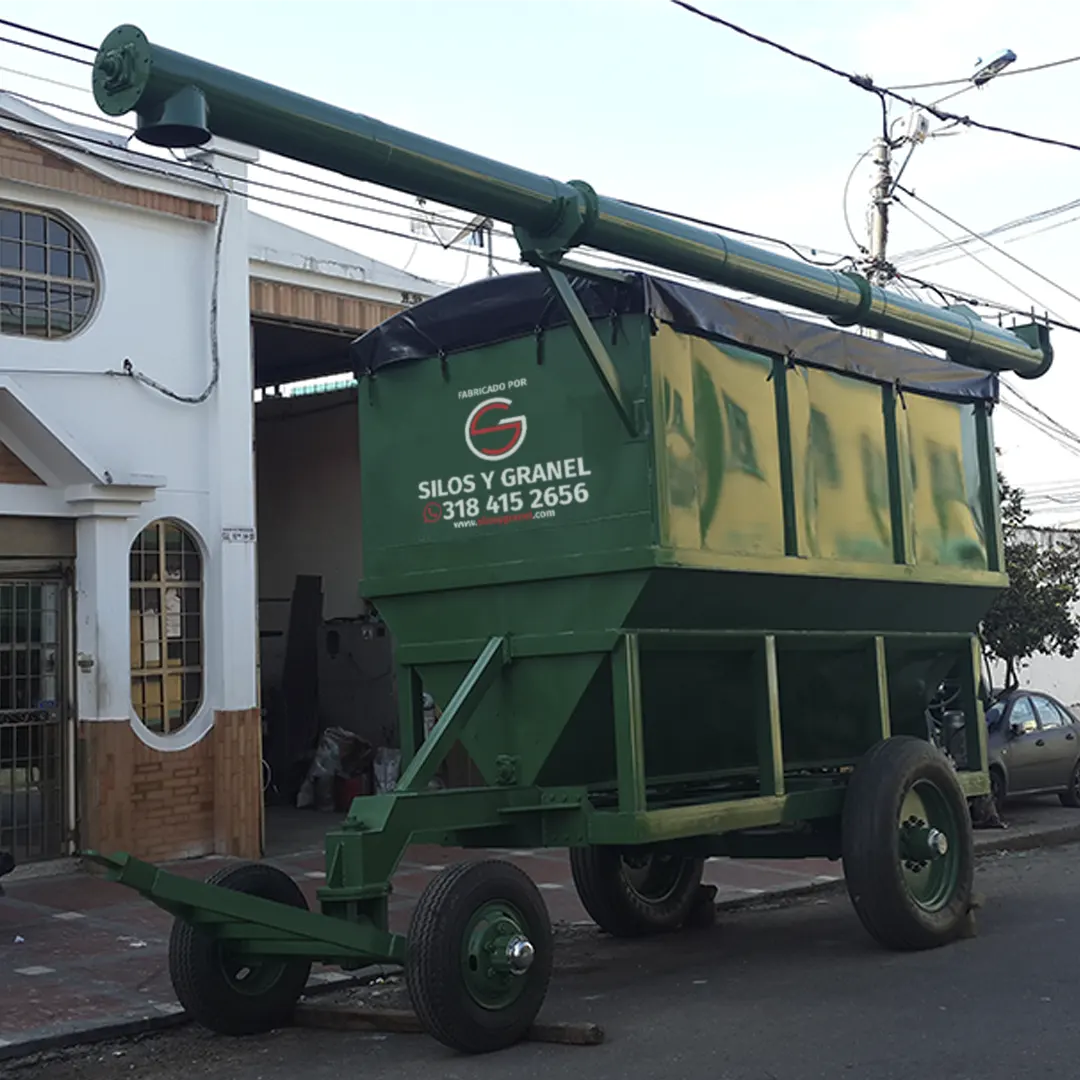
[461,901,530,1010]
[898,780,962,912]
[755,636,784,797]
[537,263,637,436]
[91,25,1050,375]
[771,358,799,556]
[873,636,892,741]
[83,851,405,964]
[613,634,646,813]
[397,636,507,793]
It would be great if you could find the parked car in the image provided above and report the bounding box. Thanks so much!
[985,689,1080,815]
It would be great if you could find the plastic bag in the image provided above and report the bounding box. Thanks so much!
[374,747,401,794]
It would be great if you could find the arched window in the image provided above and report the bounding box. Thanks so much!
[0,203,98,339]
[130,521,203,735]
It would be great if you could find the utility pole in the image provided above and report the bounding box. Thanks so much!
[857,48,1016,344]
[867,136,892,340]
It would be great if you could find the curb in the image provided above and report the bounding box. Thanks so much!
[971,820,1080,856]
[0,966,394,1065]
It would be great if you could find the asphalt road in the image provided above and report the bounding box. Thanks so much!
[7,843,1079,1080]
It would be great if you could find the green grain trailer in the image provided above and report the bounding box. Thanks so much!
[86,24,1053,1054]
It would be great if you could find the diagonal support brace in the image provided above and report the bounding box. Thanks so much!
[534,262,638,437]
[397,635,509,793]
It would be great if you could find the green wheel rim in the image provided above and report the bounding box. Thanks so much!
[898,778,962,912]
[461,900,532,1011]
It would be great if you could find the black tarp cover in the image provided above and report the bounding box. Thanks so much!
[349,269,999,402]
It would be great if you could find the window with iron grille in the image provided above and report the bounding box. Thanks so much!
[130,521,203,735]
[0,202,98,339]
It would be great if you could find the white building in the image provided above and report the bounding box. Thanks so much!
[0,94,441,864]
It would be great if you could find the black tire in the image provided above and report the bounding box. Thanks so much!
[1059,759,1080,808]
[168,863,312,1036]
[842,735,974,952]
[569,846,704,938]
[990,766,1008,817]
[406,860,552,1054]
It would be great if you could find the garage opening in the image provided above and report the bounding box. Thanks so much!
[252,303,480,857]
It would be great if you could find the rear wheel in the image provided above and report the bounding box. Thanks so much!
[842,736,974,952]
[406,860,553,1054]
[569,846,704,938]
[1059,759,1080,808]
[990,766,1008,817]
[168,863,312,1035]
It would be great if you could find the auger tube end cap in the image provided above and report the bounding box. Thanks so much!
[93,24,152,117]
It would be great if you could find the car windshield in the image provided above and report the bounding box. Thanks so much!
[985,702,1005,727]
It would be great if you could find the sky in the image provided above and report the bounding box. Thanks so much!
[2,0,1080,521]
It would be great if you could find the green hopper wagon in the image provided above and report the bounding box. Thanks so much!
[85,24,1053,1054]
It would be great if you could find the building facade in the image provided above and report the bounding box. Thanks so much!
[0,95,440,864]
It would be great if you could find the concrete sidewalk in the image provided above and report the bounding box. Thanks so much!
[2,798,1078,1060]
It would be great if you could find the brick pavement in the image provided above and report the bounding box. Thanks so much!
[0,844,840,1050]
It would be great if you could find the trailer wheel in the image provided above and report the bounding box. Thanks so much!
[569,846,704,937]
[842,735,974,952]
[406,860,552,1054]
[168,863,312,1036]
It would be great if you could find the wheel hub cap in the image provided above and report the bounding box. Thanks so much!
[505,935,534,975]
[462,902,533,1010]
[897,780,963,913]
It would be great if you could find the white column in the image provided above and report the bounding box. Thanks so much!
[189,141,258,712]
[72,505,143,721]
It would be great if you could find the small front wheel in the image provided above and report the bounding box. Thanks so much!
[406,860,553,1054]
[843,736,974,952]
[168,863,312,1035]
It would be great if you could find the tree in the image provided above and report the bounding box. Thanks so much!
[980,472,1080,691]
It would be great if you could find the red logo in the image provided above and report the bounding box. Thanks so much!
[465,397,527,462]
[422,502,443,523]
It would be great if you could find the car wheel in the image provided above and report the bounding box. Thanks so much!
[990,767,1008,817]
[1059,759,1080,808]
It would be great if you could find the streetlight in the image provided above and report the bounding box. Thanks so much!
[859,47,1017,336]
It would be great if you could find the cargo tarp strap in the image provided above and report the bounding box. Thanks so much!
[537,263,638,437]
[397,635,510,794]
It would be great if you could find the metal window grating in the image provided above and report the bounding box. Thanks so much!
[0,580,66,862]
[0,203,98,339]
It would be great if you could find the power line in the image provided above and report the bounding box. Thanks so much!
[887,54,1080,91]
[891,197,1066,322]
[1001,381,1080,448]
[2,90,521,248]
[0,18,95,52]
[0,32,92,66]
[0,63,88,94]
[897,273,1080,335]
[1,108,527,272]
[895,185,1080,311]
[895,196,1080,265]
[668,1,1080,155]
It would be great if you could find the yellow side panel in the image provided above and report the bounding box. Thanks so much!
[903,395,988,569]
[796,368,893,563]
[654,325,784,557]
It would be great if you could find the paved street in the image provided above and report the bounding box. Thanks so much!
[6,839,1080,1080]
[0,837,840,1050]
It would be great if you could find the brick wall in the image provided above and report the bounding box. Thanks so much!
[0,441,44,485]
[80,709,262,862]
[1,132,217,223]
